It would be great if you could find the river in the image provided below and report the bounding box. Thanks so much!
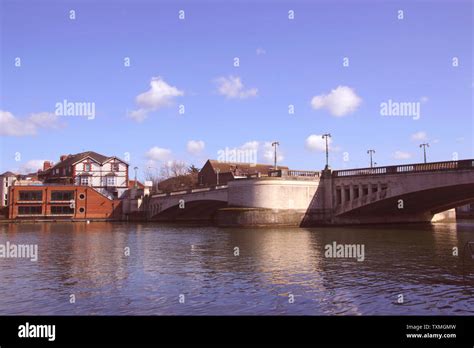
[0,221,473,315]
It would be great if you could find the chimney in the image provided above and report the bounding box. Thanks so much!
[60,154,68,162]
[43,161,52,171]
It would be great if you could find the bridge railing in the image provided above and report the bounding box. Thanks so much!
[267,169,320,177]
[333,159,474,178]
[288,170,321,177]
[151,185,228,198]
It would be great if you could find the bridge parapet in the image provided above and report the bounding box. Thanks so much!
[333,159,474,178]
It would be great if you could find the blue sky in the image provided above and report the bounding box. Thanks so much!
[0,0,472,178]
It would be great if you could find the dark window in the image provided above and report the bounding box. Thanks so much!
[19,191,42,201]
[336,188,342,204]
[50,205,74,215]
[363,186,369,195]
[353,187,359,199]
[51,191,74,201]
[112,163,120,172]
[78,193,86,200]
[18,206,42,215]
[79,207,85,213]
[344,188,350,201]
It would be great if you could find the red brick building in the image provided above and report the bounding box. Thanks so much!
[197,160,289,186]
[8,185,121,220]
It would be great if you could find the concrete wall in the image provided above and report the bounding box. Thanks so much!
[227,177,319,210]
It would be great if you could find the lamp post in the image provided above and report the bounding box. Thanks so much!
[322,133,332,170]
[367,149,376,168]
[419,143,429,163]
[134,166,138,188]
[272,141,280,170]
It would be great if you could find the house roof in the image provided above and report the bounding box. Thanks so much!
[205,160,288,175]
[128,180,145,189]
[0,171,18,177]
[43,151,127,173]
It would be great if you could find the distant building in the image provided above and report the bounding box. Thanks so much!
[456,203,474,218]
[198,160,289,186]
[38,151,129,199]
[0,171,17,207]
[8,185,121,220]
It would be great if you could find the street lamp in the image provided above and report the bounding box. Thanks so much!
[367,149,376,168]
[419,143,430,163]
[322,133,332,170]
[134,166,138,188]
[272,141,280,170]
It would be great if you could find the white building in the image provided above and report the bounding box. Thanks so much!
[0,172,17,207]
[39,151,129,199]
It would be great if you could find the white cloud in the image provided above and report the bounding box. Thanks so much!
[187,140,205,155]
[263,142,284,163]
[28,112,61,128]
[240,140,259,151]
[256,47,266,55]
[411,131,428,142]
[215,75,258,99]
[129,76,183,122]
[305,134,332,152]
[393,151,412,160]
[136,76,184,109]
[145,146,172,161]
[311,86,362,117]
[420,96,429,103]
[18,159,48,174]
[128,109,149,123]
[0,110,60,136]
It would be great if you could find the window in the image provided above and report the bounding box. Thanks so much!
[79,207,85,213]
[18,206,42,215]
[19,191,42,201]
[106,176,115,186]
[51,191,74,201]
[50,205,74,215]
[4,199,7,206]
[84,163,91,171]
[344,188,350,201]
[363,186,369,196]
[80,176,89,186]
[336,188,342,205]
[112,163,120,172]
[78,193,86,200]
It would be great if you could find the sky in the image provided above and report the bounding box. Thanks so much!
[0,0,472,178]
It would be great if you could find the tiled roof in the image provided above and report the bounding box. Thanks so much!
[0,171,18,177]
[45,151,119,172]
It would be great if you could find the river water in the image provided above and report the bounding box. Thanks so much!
[0,221,473,315]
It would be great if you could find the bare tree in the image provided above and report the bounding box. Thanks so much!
[144,161,198,193]
[160,160,188,178]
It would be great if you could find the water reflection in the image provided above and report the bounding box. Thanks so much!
[0,221,473,315]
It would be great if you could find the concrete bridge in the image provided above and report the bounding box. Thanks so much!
[146,159,474,226]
